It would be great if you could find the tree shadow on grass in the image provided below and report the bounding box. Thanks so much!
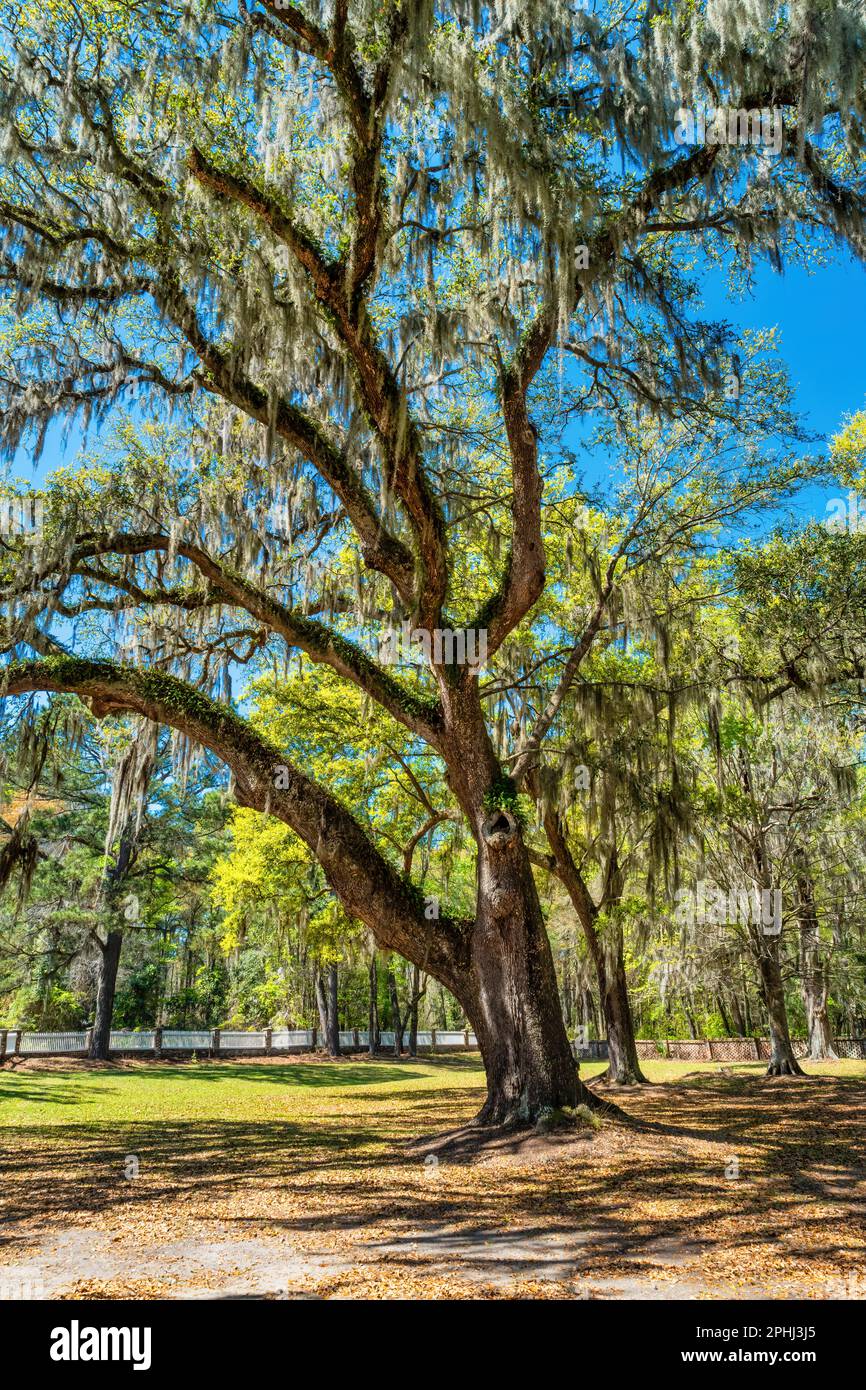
[2,1072,864,1292]
[4,1113,847,1289]
[0,1061,432,1095]
[152,1062,430,1088]
[620,1073,866,1147]
[0,1077,109,1107]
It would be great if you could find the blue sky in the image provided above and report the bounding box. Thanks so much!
[561,246,866,531]
[702,252,866,446]
[701,250,866,530]
[12,245,866,521]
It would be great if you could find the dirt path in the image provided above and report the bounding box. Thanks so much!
[3,1224,718,1299]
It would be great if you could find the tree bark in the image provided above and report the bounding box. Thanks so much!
[315,970,329,1047]
[465,811,598,1124]
[743,984,753,1036]
[728,989,746,1036]
[535,797,647,1085]
[582,984,600,1038]
[716,993,732,1036]
[315,968,341,1057]
[89,827,135,1061]
[561,957,574,1030]
[594,935,647,1086]
[89,931,123,1060]
[684,999,698,1039]
[436,984,448,1029]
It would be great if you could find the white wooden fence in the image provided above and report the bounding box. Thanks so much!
[3,1029,859,1062]
[637,1036,866,1061]
[0,1026,479,1058]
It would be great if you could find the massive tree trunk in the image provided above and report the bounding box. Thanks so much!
[797,868,837,1061]
[89,930,123,1060]
[755,939,803,1076]
[465,810,597,1125]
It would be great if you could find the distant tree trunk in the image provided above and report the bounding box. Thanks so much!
[538,804,646,1085]
[315,971,329,1045]
[408,963,420,1056]
[89,828,135,1061]
[368,952,379,1055]
[89,931,123,1060]
[742,984,753,1036]
[387,967,403,1057]
[561,958,574,1030]
[576,983,589,1034]
[315,967,341,1057]
[755,937,803,1076]
[582,985,599,1038]
[437,984,448,1029]
[728,990,746,1036]
[600,942,647,1084]
[327,963,340,1057]
[684,999,698,1039]
[797,868,837,1060]
[716,993,732,1036]
[742,818,802,1075]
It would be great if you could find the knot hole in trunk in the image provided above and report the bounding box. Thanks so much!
[481,807,518,847]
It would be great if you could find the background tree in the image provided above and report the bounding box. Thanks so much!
[0,709,231,1039]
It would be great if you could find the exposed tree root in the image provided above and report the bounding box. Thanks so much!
[593,1065,651,1087]
[766,1058,805,1077]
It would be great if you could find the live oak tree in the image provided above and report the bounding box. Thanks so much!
[1,0,865,1122]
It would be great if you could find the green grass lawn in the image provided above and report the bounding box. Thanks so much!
[583,1057,866,1082]
[1,1054,864,1128]
[0,1054,486,1128]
